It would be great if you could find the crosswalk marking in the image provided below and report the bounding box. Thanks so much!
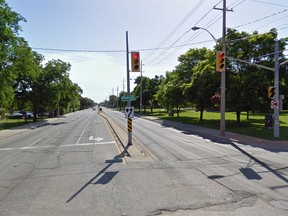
[0,141,116,151]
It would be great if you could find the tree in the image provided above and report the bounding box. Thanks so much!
[156,72,185,117]
[133,76,150,112]
[12,38,43,115]
[117,91,127,110]
[67,83,83,112]
[0,0,26,108]
[1,1,89,120]
[225,28,287,124]
[148,75,163,113]
[170,47,220,120]
[132,75,163,113]
[79,97,94,110]
[183,59,220,120]
[29,59,73,120]
[176,47,211,81]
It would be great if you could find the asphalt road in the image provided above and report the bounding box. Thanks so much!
[104,108,288,215]
[0,108,287,216]
[0,109,122,215]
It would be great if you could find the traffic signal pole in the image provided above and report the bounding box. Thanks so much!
[274,40,280,138]
[220,0,227,136]
[214,0,232,136]
[126,31,132,145]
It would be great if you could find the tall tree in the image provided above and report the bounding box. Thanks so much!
[30,59,72,120]
[156,72,185,117]
[132,75,163,113]
[183,59,220,120]
[179,48,219,120]
[225,28,287,123]
[12,38,43,113]
[0,0,26,108]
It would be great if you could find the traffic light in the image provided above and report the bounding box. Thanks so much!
[268,86,275,98]
[131,51,140,72]
[216,51,225,72]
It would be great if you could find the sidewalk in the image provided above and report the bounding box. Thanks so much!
[141,115,288,151]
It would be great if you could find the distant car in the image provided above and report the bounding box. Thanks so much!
[92,106,96,111]
[26,112,34,118]
[19,111,34,118]
[11,112,23,116]
[9,112,23,119]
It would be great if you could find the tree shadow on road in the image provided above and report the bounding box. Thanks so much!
[66,153,123,203]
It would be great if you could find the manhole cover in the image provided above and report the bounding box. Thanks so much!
[270,200,288,210]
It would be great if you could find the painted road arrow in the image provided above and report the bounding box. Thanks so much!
[89,136,104,142]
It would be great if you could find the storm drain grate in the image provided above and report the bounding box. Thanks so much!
[270,200,288,210]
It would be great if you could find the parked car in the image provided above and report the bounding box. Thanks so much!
[19,111,34,118]
[9,112,23,119]
[25,112,34,118]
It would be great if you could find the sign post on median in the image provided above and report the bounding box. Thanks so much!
[125,107,134,144]
[125,107,134,119]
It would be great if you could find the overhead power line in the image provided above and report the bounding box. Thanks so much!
[32,47,126,53]
[145,1,223,67]
[250,0,288,8]
[146,0,248,67]
[230,0,247,8]
[143,0,205,62]
[32,39,216,54]
[233,9,288,29]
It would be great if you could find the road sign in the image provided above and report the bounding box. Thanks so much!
[271,100,278,109]
[121,95,136,101]
[125,107,134,118]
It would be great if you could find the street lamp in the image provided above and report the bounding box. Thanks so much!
[192,26,226,136]
[191,27,218,43]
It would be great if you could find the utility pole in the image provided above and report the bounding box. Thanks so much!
[220,0,226,136]
[214,0,232,136]
[274,40,280,138]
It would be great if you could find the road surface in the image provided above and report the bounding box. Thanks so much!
[0,108,287,215]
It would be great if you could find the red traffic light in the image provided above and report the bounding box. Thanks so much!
[131,51,140,72]
[133,53,139,59]
[216,51,225,72]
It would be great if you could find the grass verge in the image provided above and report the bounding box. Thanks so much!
[136,108,288,141]
[0,118,35,130]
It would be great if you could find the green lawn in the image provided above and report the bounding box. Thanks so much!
[137,108,288,141]
[0,118,34,130]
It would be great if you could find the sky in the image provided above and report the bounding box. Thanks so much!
[6,0,288,103]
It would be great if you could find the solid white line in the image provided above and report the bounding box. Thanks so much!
[76,121,91,144]
[27,139,42,148]
[62,141,115,147]
[0,138,42,152]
